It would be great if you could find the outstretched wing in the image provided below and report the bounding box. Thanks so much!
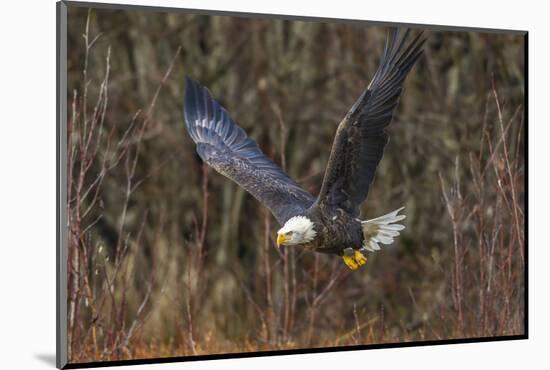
[316,28,425,217]
[183,77,315,225]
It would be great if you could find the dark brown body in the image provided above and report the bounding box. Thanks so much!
[302,203,363,256]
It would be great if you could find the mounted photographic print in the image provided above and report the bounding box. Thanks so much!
[56,1,527,368]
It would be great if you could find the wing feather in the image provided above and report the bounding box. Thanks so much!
[183,77,315,225]
[316,28,425,216]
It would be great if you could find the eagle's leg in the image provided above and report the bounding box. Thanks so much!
[342,248,367,270]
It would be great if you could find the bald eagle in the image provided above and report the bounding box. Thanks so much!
[183,28,424,270]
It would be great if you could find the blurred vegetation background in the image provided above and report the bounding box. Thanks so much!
[66,5,525,363]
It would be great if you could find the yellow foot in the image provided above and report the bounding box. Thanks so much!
[342,250,368,270]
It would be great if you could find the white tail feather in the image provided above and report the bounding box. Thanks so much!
[361,207,406,252]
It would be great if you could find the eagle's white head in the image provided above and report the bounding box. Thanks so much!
[276,216,317,247]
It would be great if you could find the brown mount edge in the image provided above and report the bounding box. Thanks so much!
[61,0,527,34]
[62,335,527,369]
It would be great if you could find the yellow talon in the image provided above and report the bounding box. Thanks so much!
[354,250,367,266]
[343,255,359,270]
[342,250,367,270]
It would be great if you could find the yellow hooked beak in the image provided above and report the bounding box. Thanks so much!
[276,233,289,248]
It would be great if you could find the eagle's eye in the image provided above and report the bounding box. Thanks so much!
[286,231,293,236]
